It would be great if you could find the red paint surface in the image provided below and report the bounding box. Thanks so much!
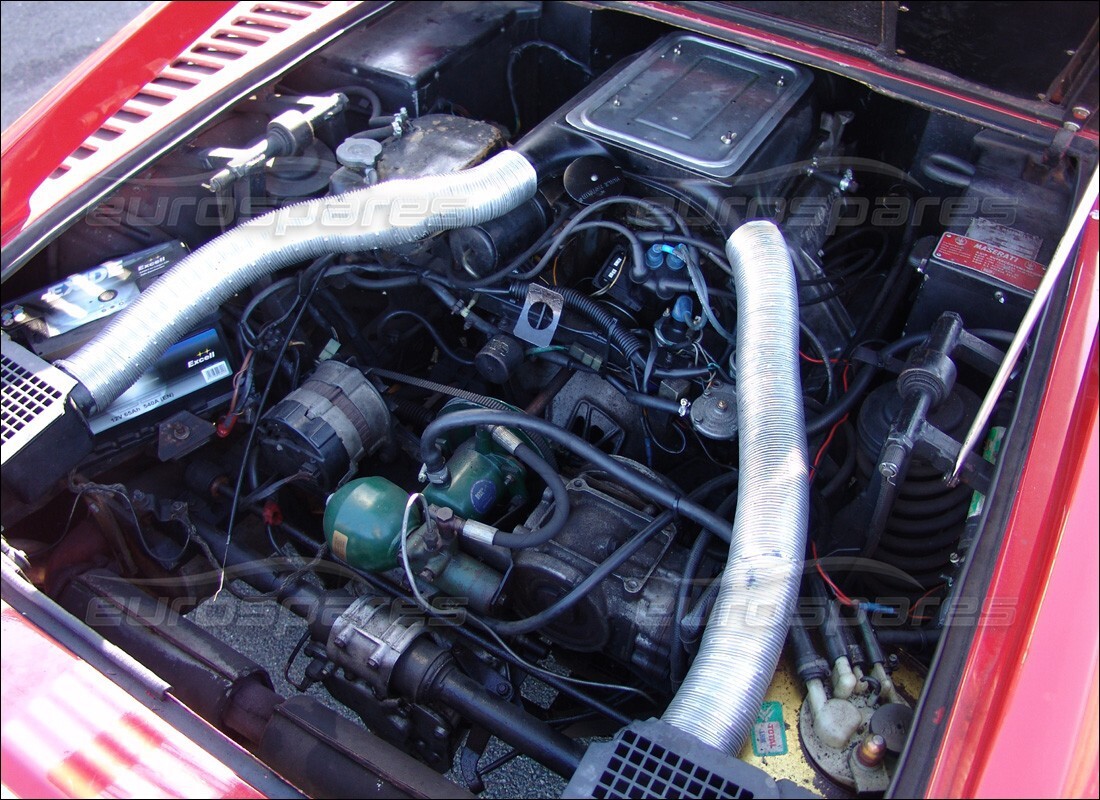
[934,232,1048,293]
[0,2,1096,796]
[0,2,234,244]
[0,603,265,798]
[926,209,1100,798]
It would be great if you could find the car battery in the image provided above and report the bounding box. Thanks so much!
[1,241,233,445]
[1,240,189,360]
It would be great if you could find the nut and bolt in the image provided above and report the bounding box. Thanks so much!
[855,733,888,768]
[672,44,682,56]
[1071,105,1091,120]
[169,422,191,441]
[776,76,786,87]
[720,131,737,145]
[993,290,1006,304]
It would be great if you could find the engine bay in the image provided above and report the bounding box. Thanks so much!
[1,2,1093,797]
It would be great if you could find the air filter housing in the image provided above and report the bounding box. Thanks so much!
[565,34,812,179]
[1,336,93,504]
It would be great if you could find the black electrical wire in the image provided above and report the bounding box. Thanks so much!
[806,328,1015,436]
[421,409,733,541]
[221,256,335,586]
[378,309,476,366]
[820,419,857,498]
[506,40,594,134]
[800,320,835,402]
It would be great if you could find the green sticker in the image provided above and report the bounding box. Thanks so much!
[752,701,788,757]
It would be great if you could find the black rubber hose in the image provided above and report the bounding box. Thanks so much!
[789,616,831,683]
[484,470,739,637]
[605,374,686,415]
[421,409,733,542]
[856,606,886,667]
[874,626,942,651]
[353,126,392,141]
[411,653,584,777]
[332,85,382,118]
[491,443,571,548]
[670,489,737,683]
[671,529,711,684]
[820,420,857,498]
[378,309,475,366]
[806,328,1014,436]
[809,575,847,665]
[843,192,921,357]
[424,281,500,337]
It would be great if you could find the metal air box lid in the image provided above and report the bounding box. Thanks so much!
[565,33,812,179]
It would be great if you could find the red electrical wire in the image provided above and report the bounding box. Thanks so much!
[811,541,857,607]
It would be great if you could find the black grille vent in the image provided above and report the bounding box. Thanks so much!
[1,338,92,504]
[565,719,800,800]
[1,352,62,448]
[1,338,75,459]
[594,728,753,799]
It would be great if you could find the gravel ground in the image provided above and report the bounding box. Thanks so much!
[0,1,153,130]
[191,578,568,798]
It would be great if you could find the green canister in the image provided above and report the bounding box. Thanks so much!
[324,476,418,570]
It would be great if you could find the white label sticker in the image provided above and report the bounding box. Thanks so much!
[201,361,231,383]
[965,218,1042,261]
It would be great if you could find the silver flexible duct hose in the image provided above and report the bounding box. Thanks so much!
[662,220,809,753]
[58,150,537,414]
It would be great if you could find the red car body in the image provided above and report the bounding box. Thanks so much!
[2,2,1097,797]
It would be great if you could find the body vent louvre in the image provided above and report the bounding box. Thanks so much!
[34,0,349,214]
[564,719,803,800]
[1,338,92,504]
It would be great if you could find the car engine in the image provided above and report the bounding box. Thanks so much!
[1,2,1092,797]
